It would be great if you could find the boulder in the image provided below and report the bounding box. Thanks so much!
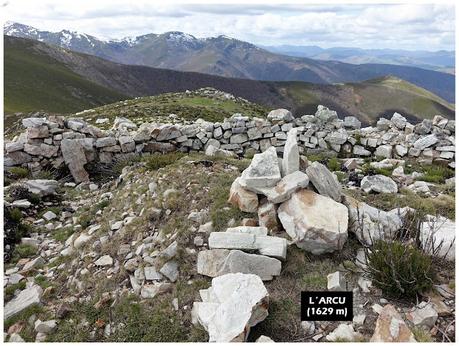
[208,232,287,260]
[73,233,92,249]
[256,171,309,204]
[360,175,398,193]
[4,285,43,319]
[61,139,89,183]
[160,260,179,282]
[192,273,269,342]
[239,147,281,191]
[406,301,438,329]
[23,179,58,196]
[94,255,113,266]
[197,249,282,280]
[315,105,338,123]
[390,112,407,129]
[344,116,361,129]
[375,145,392,159]
[267,109,294,122]
[414,134,438,150]
[228,177,258,213]
[282,128,299,176]
[370,305,416,342]
[343,196,403,246]
[278,190,348,254]
[305,161,342,202]
[420,215,455,261]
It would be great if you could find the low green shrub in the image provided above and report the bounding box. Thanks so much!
[327,157,341,171]
[8,167,30,179]
[366,240,435,299]
[144,152,185,171]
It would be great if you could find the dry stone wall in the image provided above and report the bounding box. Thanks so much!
[4,106,455,183]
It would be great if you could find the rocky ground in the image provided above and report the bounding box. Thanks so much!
[3,112,456,342]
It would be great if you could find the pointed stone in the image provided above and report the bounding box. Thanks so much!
[282,128,299,176]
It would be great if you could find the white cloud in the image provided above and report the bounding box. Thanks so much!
[2,1,455,51]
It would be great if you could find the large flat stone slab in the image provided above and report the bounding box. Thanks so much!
[256,171,309,203]
[197,249,281,280]
[4,285,43,320]
[208,232,287,260]
[305,161,342,202]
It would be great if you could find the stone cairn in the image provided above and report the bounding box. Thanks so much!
[4,106,455,183]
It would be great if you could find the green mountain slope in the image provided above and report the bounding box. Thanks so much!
[4,36,127,114]
[4,36,454,128]
[5,22,455,103]
[277,76,455,124]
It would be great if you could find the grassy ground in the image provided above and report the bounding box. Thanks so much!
[4,36,126,114]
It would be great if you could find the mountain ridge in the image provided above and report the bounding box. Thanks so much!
[4,22,455,103]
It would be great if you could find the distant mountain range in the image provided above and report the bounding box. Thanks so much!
[261,45,455,73]
[5,35,454,126]
[4,22,455,103]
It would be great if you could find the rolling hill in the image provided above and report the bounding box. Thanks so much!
[4,36,455,127]
[4,36,127,114]
[4,22,455,103]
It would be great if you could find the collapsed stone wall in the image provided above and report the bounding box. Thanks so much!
[4,106,456,183]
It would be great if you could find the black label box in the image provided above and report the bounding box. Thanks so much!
[301,291,353,321]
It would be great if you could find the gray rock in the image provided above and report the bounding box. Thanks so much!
[390,112,407,129]
[226,226,268,236]
[267,109,294,122]
[375,145,392,158]
[144,266,163,281]
[306,161,342,202]
[95,137,117,148]
[35,319,57,333]
[414,134,438,150]
[239,147,281,191]
[23,179,58,196]
[160,260,179,282]
[407,302,438,329]
[4,285,43,319]
[256,171,309,203]
[140,283,172,299]
[197,249,282,280]
[61,139,89,183]
[361,175,398,193]
[344,116,361,129]
[315,105,338,122]
[420,215,455,261]
[22,117,47,128]
[208,232,287,260]
[94,255,113,266]
[256,335,275,342]
[282,128,299,176]
[353,145,371,156]
[343,196,403,246]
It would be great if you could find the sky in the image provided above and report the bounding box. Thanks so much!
[2,1,456,51]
